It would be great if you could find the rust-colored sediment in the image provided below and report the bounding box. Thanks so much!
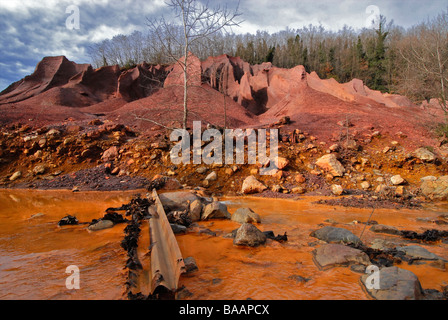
[0,190,447,300]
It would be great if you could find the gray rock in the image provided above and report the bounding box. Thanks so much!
[396,245,444,261]
[360,266,424,300]
[188,200,203,222]
[429,259,446,270]
[375,184,390,194]
[390,175,405,186]
[420,176,437,183]
[350,264,368,273]
[421,176,448,200]
[315,154,345,177]
[46,128,60,136]
[310,226,362,245]
[369,224,402,236]
[370,239,397,251]
[360,181,371,190]
[312,244,370,270]
[88,219,114,231]
[101,146,118,162]
[233,223,267,247]
[231,207,261,224]
[343,139,359,151]
[205,171,217,181]
[422,289,445,300]
[202,202,231,220]
[241,175,267,194]
[331,184,344,196]
[196,167,208,174]
[171,223,187,234]
[198,228,217,237]
[184,256,199,273]
[38,138,47,148]
[158,191,200,211]
[413,147,436,162]
[33,165,46,175]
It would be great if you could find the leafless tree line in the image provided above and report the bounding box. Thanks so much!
[88,5,448,127]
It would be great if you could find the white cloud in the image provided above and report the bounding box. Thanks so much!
[15,61,35,74]
[0,0,103,12]
[0,0,61,16]
[0,0,447,91]
[87,24,140,42]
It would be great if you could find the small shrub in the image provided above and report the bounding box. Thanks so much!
[434,122,448,138]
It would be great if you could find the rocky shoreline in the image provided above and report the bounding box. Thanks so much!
[2,120,448,206]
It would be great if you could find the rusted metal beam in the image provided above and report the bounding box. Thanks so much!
[149,189,186,297]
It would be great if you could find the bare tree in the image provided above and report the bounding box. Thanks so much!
[398,10,448,119]
[146,0,242,129]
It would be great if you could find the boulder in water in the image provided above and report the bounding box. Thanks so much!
[58,215,79,226]
[310,226,361,245]
[202,202,231,220]
[88,219,114,231]
[231,207,261,224]
[360,266,424,300]
[233,223,267,247]
[312,244,370,270]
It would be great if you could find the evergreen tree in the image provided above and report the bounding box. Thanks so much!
[366,16,390,92]
[265,46,275,63]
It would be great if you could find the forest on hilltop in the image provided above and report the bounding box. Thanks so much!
[88,10,448,107]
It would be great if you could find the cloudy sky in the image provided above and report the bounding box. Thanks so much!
[0,0,446,91]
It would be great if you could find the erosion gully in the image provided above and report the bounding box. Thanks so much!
[0,189,447,300]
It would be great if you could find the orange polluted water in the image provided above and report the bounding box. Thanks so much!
[179,197,448,300]
[0,189,139,300]
[0,190,447,300]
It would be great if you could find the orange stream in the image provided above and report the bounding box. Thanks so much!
[0,190,447,300]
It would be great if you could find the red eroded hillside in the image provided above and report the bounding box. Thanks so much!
[0,54,441,148]
[201,56,438,148]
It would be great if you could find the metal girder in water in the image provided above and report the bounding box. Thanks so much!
[149,189,186,296]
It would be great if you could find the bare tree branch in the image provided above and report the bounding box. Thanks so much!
[145,0,242,129]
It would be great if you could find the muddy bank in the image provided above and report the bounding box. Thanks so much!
[2,118,448,205]
[315,195,423,210]
[7,165,150,191]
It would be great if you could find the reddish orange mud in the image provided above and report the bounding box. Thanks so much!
[0,190,447,300]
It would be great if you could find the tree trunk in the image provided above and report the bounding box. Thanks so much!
[183,52,188,129]
[182,3,188,130]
